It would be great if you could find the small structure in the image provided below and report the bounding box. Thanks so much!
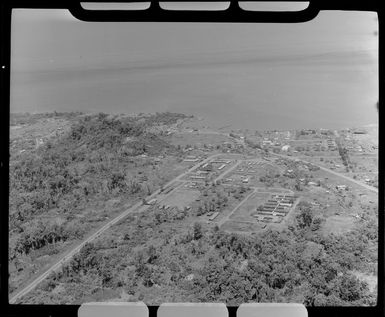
[208,212,219,221]
[185,274,195,281]
[281,145,290,152]
[353,129,367,134]
[336,185,347,191]
[190,175,206,180]
[147,198,157,205]
[35,138,44,148]
[184,158,199,162]
[262,140,273,146]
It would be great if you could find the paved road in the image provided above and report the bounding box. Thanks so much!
[270,152,378,194]
[9,153,221,304]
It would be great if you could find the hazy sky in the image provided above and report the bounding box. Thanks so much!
[11,9,378,71]
[10,8,378,130]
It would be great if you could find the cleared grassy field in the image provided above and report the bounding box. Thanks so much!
[221,220,264,233]
[349,154,378,173]
[229,192,270,222]
[160,187,200,210]
[10,116,74,156]
[322,215,357,235]
[167,131,232,147]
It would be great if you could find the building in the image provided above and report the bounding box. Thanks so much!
[147,198,157,205]
[190,175,206,180]
[184,158,199,162]
[353,129,367,134]
[262,140,273,146]
[336,185,347,191]
[281,145,290,152]
[208,212,219,221]
[35,138,44,148]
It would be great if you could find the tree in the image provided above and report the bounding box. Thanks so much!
[337,274,368,302]
[296,203,313,229]
[193,222,203,240]
[147,245,157,264]
[311,217,323,231]
[294,179,302,191]
[155,213,162,225]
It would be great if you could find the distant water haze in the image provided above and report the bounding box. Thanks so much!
[11,10,378,130]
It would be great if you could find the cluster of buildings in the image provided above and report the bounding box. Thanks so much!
[326,139,337,151]
[184,182,200,189]
[186,158,233,182]
[222,160,275,185]
[336,185,348,192]
[253,194,296,223]
[183,155,200,162]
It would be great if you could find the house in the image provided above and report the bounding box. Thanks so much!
[184,158,199,162]
[190,175,206,180]
[147,198,157,205]
[336,185,347,191]
[262,140,273,146]
[208,212,219,221]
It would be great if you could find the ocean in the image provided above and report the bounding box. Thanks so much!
[10,49,378,131]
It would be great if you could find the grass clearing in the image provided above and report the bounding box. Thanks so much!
[322,215,357,236]
[349,155,378,173]
[167,132,231,148]
[160,187,200,210]
[221,220,264,233]
[229,192,270,222]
